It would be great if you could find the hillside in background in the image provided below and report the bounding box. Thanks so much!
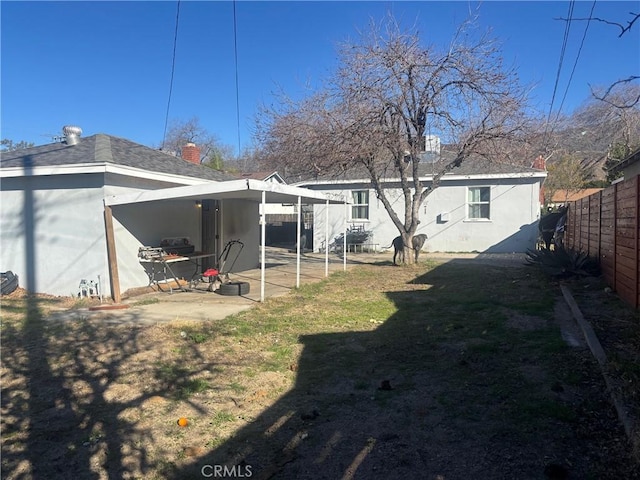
[544,84,640,182]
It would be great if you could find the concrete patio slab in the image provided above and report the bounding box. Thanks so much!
[46,248,530,324]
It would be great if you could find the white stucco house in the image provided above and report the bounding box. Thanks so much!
[0,130,345,300]
[295,151,547,254]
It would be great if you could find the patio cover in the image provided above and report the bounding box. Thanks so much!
[103,179,350,303]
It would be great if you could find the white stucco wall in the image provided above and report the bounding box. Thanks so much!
[1,174,107,296]
[221,199,260,272]
[312,177,542,254]
[111,199,203,293]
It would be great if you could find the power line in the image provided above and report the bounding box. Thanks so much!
[162,0,181,150]
[546,0,575,134]
[233,0,241,157]
[555,0,597,122]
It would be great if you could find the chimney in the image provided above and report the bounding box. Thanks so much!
[181,142,201,164]
[532,155,546,170]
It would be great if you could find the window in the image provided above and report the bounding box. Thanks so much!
[351,190,369,220]
[468,187,490,219]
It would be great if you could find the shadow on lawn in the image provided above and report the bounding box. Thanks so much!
[172,260,635,480]
[0,301,226,479]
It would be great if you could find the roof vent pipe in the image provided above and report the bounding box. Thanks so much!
[63,125,82,145]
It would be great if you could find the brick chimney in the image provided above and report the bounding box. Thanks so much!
[532,155,546,170]
[533,155,547,205]
[181,142,201,164]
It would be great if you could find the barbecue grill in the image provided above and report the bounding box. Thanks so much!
[160,237,195,255]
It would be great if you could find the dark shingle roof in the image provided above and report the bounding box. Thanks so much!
[418,154,543,176]
[291,150,544,185]
[0,133,237,181]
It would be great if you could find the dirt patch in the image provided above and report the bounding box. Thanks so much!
[562,275,640,458]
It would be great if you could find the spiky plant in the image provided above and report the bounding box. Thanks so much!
[525,247,600,278]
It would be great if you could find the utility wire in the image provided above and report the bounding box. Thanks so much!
[233,0,242,157]
[162,0,181,150]
[544,0,575,149]
[555,0,597,123]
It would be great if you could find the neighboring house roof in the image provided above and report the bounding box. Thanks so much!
[236,171,286,183]
[607,146,640,175]
[291,151,545,186]
[418,154,544,176]
[550,188,603,203]
[0,133,238,182]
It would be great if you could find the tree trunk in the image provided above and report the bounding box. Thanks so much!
[402,233,416,265]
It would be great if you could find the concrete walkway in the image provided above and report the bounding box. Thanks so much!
[50,248,368,324]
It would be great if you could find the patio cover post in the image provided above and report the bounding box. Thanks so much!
[103,205,121,303]
[296,195,301,288]
[261,190,266,302]
[343,201,348,270]
[325,199,329,277]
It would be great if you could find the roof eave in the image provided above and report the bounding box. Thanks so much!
[104,178,348,207]
[0,162,219,186]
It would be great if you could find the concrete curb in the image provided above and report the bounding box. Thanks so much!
[560,284,636,443]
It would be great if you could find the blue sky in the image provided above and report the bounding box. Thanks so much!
[1,1,638,155]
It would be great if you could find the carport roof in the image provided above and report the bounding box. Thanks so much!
[104,178,348,206]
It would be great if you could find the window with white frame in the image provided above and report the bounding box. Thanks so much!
[351,190,369,220]
[468,187,490,219]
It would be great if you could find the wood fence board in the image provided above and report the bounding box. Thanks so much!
[617,206,638,218]
[600,241,614,253]
[616,227,637,239]
[617,256,635,275]
[617,245,636,261]
[616,236,636,249]
[616,273,634,290]
[616,282,636,308]
[617,219,637,230]
[566,175,639,309]
[618,176,637,190]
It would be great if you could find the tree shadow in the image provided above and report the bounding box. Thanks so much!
[1,301,231,479]
[171,260,636,479]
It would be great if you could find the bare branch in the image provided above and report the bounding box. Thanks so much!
[555,12,640,37]
[590,77,640,108]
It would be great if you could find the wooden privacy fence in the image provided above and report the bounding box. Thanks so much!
[565,175,640,309]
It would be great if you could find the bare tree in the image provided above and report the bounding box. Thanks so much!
[160,117,235,169]
[1,139,35,152]
[573,84,640,179]
[256,15,534,262]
